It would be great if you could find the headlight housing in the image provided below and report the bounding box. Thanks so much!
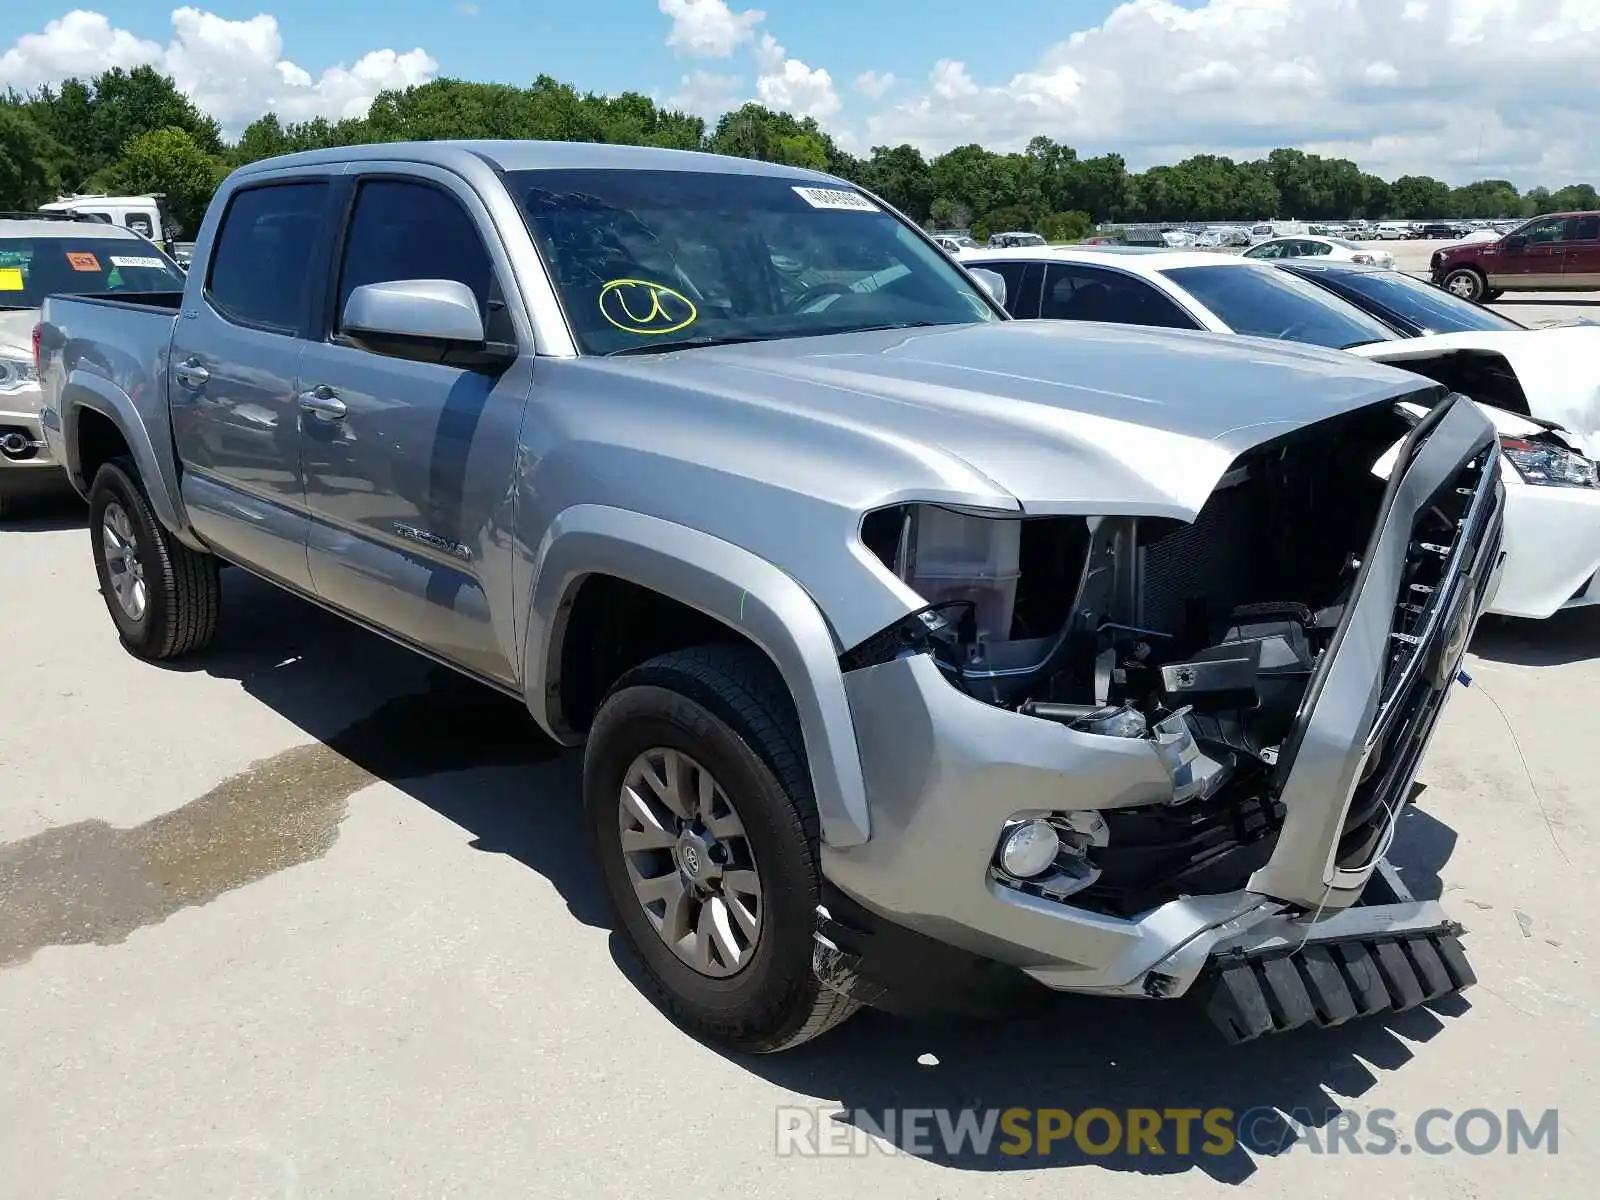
[1500,435,1599,488]
[0,351,38,394]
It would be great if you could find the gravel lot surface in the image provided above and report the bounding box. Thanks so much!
[2,291,1597,1197]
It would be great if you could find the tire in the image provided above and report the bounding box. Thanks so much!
[1441,267,1486,303]
[584,644,860,1053]
[88,458,221,660]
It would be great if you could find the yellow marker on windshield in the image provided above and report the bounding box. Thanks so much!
[0,268,22,291]
[599,278,697,335]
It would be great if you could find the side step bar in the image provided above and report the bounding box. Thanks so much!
[1199,923,1477,1043]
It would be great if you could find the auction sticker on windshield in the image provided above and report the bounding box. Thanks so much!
[0,268,22,291]
[110,256,166,269]
[66,252,101,272]
[793,186,879,212]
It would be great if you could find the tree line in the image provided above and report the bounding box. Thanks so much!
[3,66,1597,242]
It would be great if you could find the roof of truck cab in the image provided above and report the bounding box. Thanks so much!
[233,139,843,182]
[0,218,148,239]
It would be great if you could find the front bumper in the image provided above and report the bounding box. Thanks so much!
[1486,475,1600,618]
[821,397,1504,1022]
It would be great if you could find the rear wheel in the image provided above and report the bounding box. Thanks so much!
[88,459,221,660]
[584,645,859,1052]
[1442,267,1487,302]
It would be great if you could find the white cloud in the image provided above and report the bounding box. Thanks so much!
[659,0,764,58]
[860,0,1600,185]
[0,8,437,133]
[455,2,481,15]
[751,33,838,121]
[853,70,896,99]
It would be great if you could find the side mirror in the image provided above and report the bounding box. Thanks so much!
[342,279,517,369]
[969,267,1007,309]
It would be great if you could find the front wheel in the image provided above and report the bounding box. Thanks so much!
[88,459,221,660]
[584,645,859,1053]
[1442,267,1487,302]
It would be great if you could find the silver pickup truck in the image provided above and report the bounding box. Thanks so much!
[38,140,1506,1052]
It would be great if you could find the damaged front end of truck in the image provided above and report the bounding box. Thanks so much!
[818,390,1506,1041]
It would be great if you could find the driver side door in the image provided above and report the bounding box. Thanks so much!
[1483,215,1569,290]
[298,170,534,686]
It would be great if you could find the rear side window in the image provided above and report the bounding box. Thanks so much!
[1573,215,1600,241]
[206,182,329,333]
[1041,264,1198,329]
[334,179,496,328]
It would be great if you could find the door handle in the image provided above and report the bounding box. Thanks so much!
[174,357,209,388]
[298,385,347,421]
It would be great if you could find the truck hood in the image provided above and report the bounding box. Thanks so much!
[592,319,1436,519]
[1345,324,1600,457]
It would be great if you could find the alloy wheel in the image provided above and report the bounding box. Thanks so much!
[617,747,764,978]
[101,501,148,621]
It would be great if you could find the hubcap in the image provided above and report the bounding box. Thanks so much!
[618,747,763,978]
[1447,275,1477,299]
[101,501,147,621]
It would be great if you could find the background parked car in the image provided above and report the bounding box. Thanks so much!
[1242,235,1395,269]
[1431,211,1600,301]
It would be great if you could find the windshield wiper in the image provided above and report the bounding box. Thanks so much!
[607,334,767,356]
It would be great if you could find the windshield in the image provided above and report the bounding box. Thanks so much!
[1161,263,1399,350]
[1325,268,1524,334]
[505,169,998,354]
[0,237,184,309]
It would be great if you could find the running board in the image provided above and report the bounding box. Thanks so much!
[1199,923,1476,1043]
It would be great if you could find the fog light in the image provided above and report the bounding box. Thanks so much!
[998,819,1061,878]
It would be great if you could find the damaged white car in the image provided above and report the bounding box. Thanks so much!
[965,246,1600,620]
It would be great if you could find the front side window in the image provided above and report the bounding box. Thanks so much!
[1515,216,1569,245]
[979,260,1035,318]
[0,236,185,310]
[335,179,499,332]
[1323,268,1524,334]
[1162,263,1397,349]
[207,182,329,332]
[1244,241,1284,260]
[507,169,998,354]
[1040,263,1198,329]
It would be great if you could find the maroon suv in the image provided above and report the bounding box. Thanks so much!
[1431,210,1600,302]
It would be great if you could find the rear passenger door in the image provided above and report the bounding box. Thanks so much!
[297,170,533,685]
[1038,263,1202,330]
[1561,214,1600,289]
[169,176,336,591]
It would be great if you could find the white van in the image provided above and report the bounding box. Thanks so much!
[38,195,175,254]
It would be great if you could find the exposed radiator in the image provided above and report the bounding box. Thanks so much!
[1136,480,1255,634]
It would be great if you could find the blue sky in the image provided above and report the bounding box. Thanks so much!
[0,1,1131,102]
[1,2,1596,186]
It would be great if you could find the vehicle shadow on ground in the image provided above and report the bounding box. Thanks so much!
[1470,607,1600,666]
[0,492,86,531]
[148,566,611,929]
[692,805,1466,1184]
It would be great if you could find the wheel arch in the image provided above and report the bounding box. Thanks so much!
[61,375,201,549]
[524,505,871,847]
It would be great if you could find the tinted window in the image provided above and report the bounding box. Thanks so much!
[0,237,185,310]
[1040,264,1198,329]
[980,260,1043,318]
[124,213,154,238]
[207,182,328,332]
[507,168,997,354]
[335,179,497,331]
[1573,215,1600,241]
[1162,263,1396,349]
[1245,241,1283,259]
[1314,268,1523,334]
[1516,216,1568,244]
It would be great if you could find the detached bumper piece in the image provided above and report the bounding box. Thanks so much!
[1200,924,1476,1043]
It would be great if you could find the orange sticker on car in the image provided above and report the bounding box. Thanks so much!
[67,252,101,272]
